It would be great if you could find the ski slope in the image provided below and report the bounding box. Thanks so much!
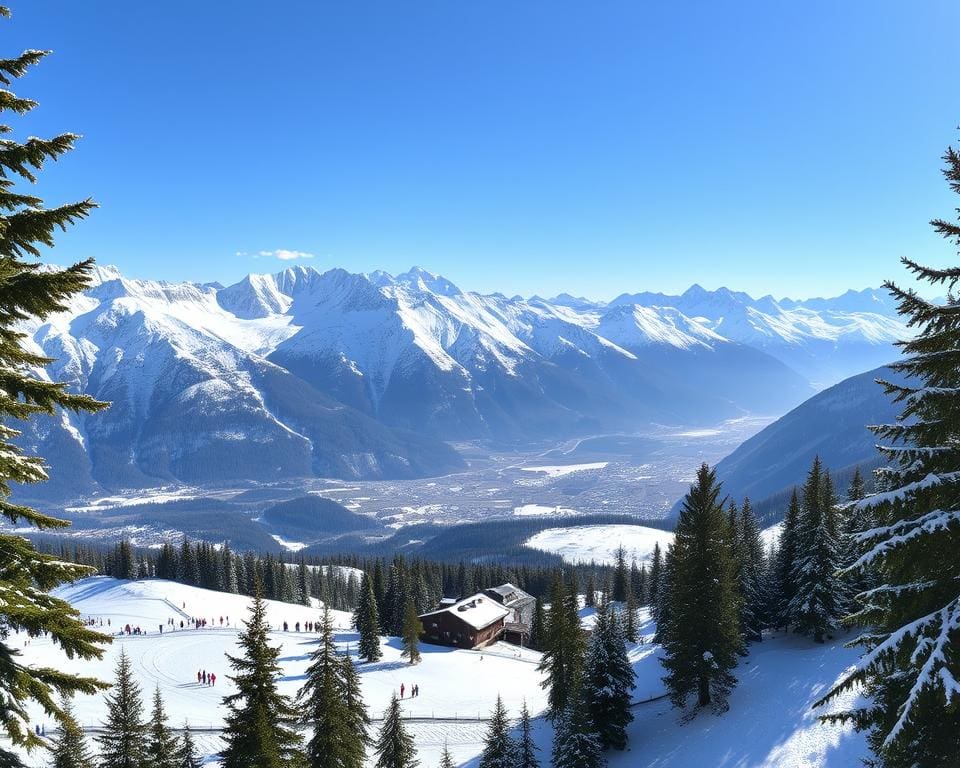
[10,578,867,767]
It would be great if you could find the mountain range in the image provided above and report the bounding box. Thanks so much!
[15,264,908,500]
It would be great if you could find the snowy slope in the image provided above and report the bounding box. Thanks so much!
[13,578,868,768]
[525,524,675,565]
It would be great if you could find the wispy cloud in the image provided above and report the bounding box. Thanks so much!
[236,249,316,261]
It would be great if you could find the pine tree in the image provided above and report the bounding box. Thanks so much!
[583,605,634,750]
[297,560,311,606]
[297,608,368,768]
[815,144,960,767]
[737,498,767,643]
[773,488,801,630]
[145,687,178,768]
[479,695,515,768]
[584,572,597,609]
[661,464,741,712]
[175,726,202,768]
[438,744,455,768]
[96,648,147,768]
[515,701,539,768]
[788,457,844,642]
[623,590,639,644]
[649,542,663,611]
[220,587,303,768]
[652,544,674,643]
[0,15,113,763]
[612,546,629,603]
[551,689,605,768]
[400,598,422,665]
[847,466,867,502]
[373,694,419,768]
[538,575,584,717]
[356,573,383,663]
[50,699,94,768]
[838,467,877,613]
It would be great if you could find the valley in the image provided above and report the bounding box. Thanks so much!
[16,417,772,554]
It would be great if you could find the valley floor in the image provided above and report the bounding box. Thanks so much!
[10,578,866,767]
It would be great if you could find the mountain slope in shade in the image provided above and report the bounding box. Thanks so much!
[712,364,909,506]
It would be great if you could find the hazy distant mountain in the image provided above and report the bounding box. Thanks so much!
[15,264,905,501]
[610,284,907,386]
[712,364,909,506]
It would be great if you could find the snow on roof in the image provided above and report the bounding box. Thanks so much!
[485,583,534,603]
[420,592,511,630]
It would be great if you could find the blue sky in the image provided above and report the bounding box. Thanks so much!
[9,1,960,299]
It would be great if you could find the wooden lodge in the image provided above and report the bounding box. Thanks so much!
[418,593,511,649]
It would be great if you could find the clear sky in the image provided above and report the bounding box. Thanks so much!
[8,1,960,300]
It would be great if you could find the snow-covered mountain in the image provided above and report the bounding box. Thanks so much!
[15,265,905,500]
[609,284,907,386]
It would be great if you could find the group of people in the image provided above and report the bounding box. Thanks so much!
[280,620,321,632]
[399,683,421,699]
[197,669,217,686]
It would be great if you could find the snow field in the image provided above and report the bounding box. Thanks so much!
[15,578,549,767]
[525,523,675,565]
[14,577,869,767]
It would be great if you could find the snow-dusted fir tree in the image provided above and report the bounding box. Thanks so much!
[737,498,767,643]
[478,695,516,768]
[652,543,674,643]
[297,608,369,768]
[220,586,302,768]
[772,488,801,629]
[788,457,844,642]
[551,688,605,768]
[175,726,203,768]
[373,694,419,768]
[97,648,147,768]
[661,464,741,712]
[515,701,540,768]
[50,699,94,768]
[583,604,635,750]
[0,10,113,764]
[838,467,877,609]
[649,542,663,609]
[816,144,960,767]
[355,573,383,662]
[438,744,455,768]
[145,686,179,768]
[612,545,630,603]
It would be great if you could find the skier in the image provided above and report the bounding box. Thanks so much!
[400,683,405,699]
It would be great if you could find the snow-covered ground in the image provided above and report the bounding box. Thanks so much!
[518,462,608,478]
[512,503,579,517]
[525,523,675,565]
[11,577,868,767]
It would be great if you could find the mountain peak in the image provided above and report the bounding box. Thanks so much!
[395,266,462,297]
